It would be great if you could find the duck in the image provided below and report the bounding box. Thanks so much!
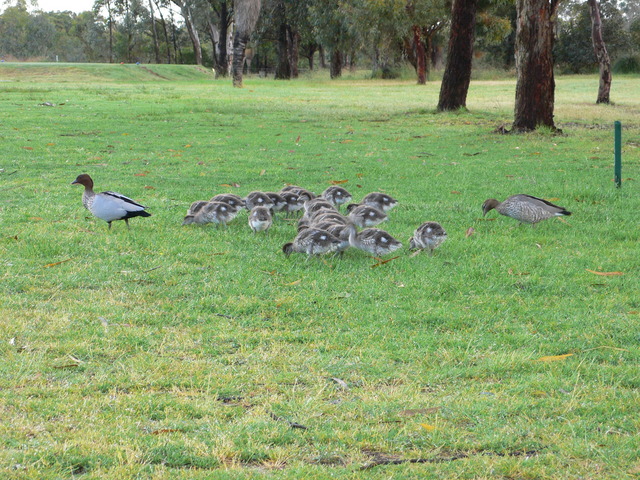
[360,192,398,212]
[409,222,447,255]
[210,193,245,210]
[244,191,274,211]
[186,200,209,216]
[347,204,388,228]
[182,201,238,227]
[321,186,352,209]
[311,210,348,225]
[248,206,273,234]
[264,192,288,214]
[72,174,151,229]
[482,194,572,225]
[304,197,336,215]
[280,191,305,215]
[281,185,316,201]
[314,221,356,254]
[282,228,342,259]
[349,227,402,257]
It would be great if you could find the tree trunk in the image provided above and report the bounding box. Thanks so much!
[154,0,172,63]
[318,44,326,69]
[588,0,611,104]
[413,26,427,84]
[438,0,478,111]
[290,30,300,78]
[275,12,291,80]
[172,0,203,65]
[232,0,262,87]
[512,0,559,132]
[148,0,161,63]
[330,49,342,78]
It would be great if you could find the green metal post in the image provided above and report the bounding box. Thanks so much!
[614,121,622,188]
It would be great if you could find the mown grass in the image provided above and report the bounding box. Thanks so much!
[1,63,639,479]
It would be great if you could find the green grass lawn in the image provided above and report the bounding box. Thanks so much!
[1,63,639,479]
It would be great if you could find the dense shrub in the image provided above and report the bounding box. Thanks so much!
[613,55,640,73]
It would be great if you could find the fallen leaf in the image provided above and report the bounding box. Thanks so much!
[536,353,574,362]
[284,279,301,286]
[340,139,353,143]
[29,217,43,221]
[295,135,300,143]
[450,190,461,194]
[134,173,146,176]
[465,227,475,237]
[531,390,548,397]
[185,144,192,148]
[144,185,155,189]
[260,169,266,176]
[546,197,559,201]
[53,363,79,369]
[22,146,34,150]
[371,256,400,268]
[420,423,437,431]
[586,269,623,276]
[330,179,349,185]
[43,258,72,268]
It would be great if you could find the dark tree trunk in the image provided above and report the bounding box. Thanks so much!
[318,44,326,69]
[438,0,478,111]
[275,23,292,79]
[148,0,161,63]
[512,0,559,132]
[209,1,231,76]
[330,49,342,78]
[413,25,427,84]
[588,0,612,104]
[290,30,300,78]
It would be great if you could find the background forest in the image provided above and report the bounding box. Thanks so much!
[1,0,639,78]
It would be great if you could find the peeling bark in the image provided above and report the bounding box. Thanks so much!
[588,0,612,104]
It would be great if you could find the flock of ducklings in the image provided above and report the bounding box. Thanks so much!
[182,185,448,259]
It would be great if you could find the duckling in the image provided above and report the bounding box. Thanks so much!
[244,191,274,210]
[281,185,316,201]
[322,186,352,209]
[211,193,245,210]
[361,192,398,212]
[186,200,209,216]
[71,174,151,229]
[409,222,447,255]
[311,210,349,225]
[349,227,403,257]
[314,221,356,254]
[304,198,336,215]
[282,228,341,259]
[182,201,238,227]
[280,192,305,215]
[265,192,288,213]
[347,204,388,228]
[482,194,572,226]
[248,206,273,234]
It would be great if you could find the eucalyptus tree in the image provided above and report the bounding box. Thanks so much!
[588,0,611,103]
[308,0,354,78]
[405,0,449,84]
[170,0,203,64]
[232,0,261,86]
[512,0,559,132]
[205,0,233,75]
[0,1,31,58]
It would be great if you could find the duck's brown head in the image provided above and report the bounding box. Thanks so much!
[482,198,500,216]
[72,174,94,189]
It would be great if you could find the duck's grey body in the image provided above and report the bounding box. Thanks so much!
[347,204,388,228]
[322,186,352,208]
[183,201,237,226]
[409,222,447,255]
[361,192,398,212]
[349,228,402,257]
[244,191,274,211]
[482,194,571,225]
[211,193,245,210]
[282,228,341,258]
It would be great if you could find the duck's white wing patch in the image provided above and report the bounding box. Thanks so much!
[102,191,146,210]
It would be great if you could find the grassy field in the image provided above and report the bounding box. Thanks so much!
[1,63,639,479]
